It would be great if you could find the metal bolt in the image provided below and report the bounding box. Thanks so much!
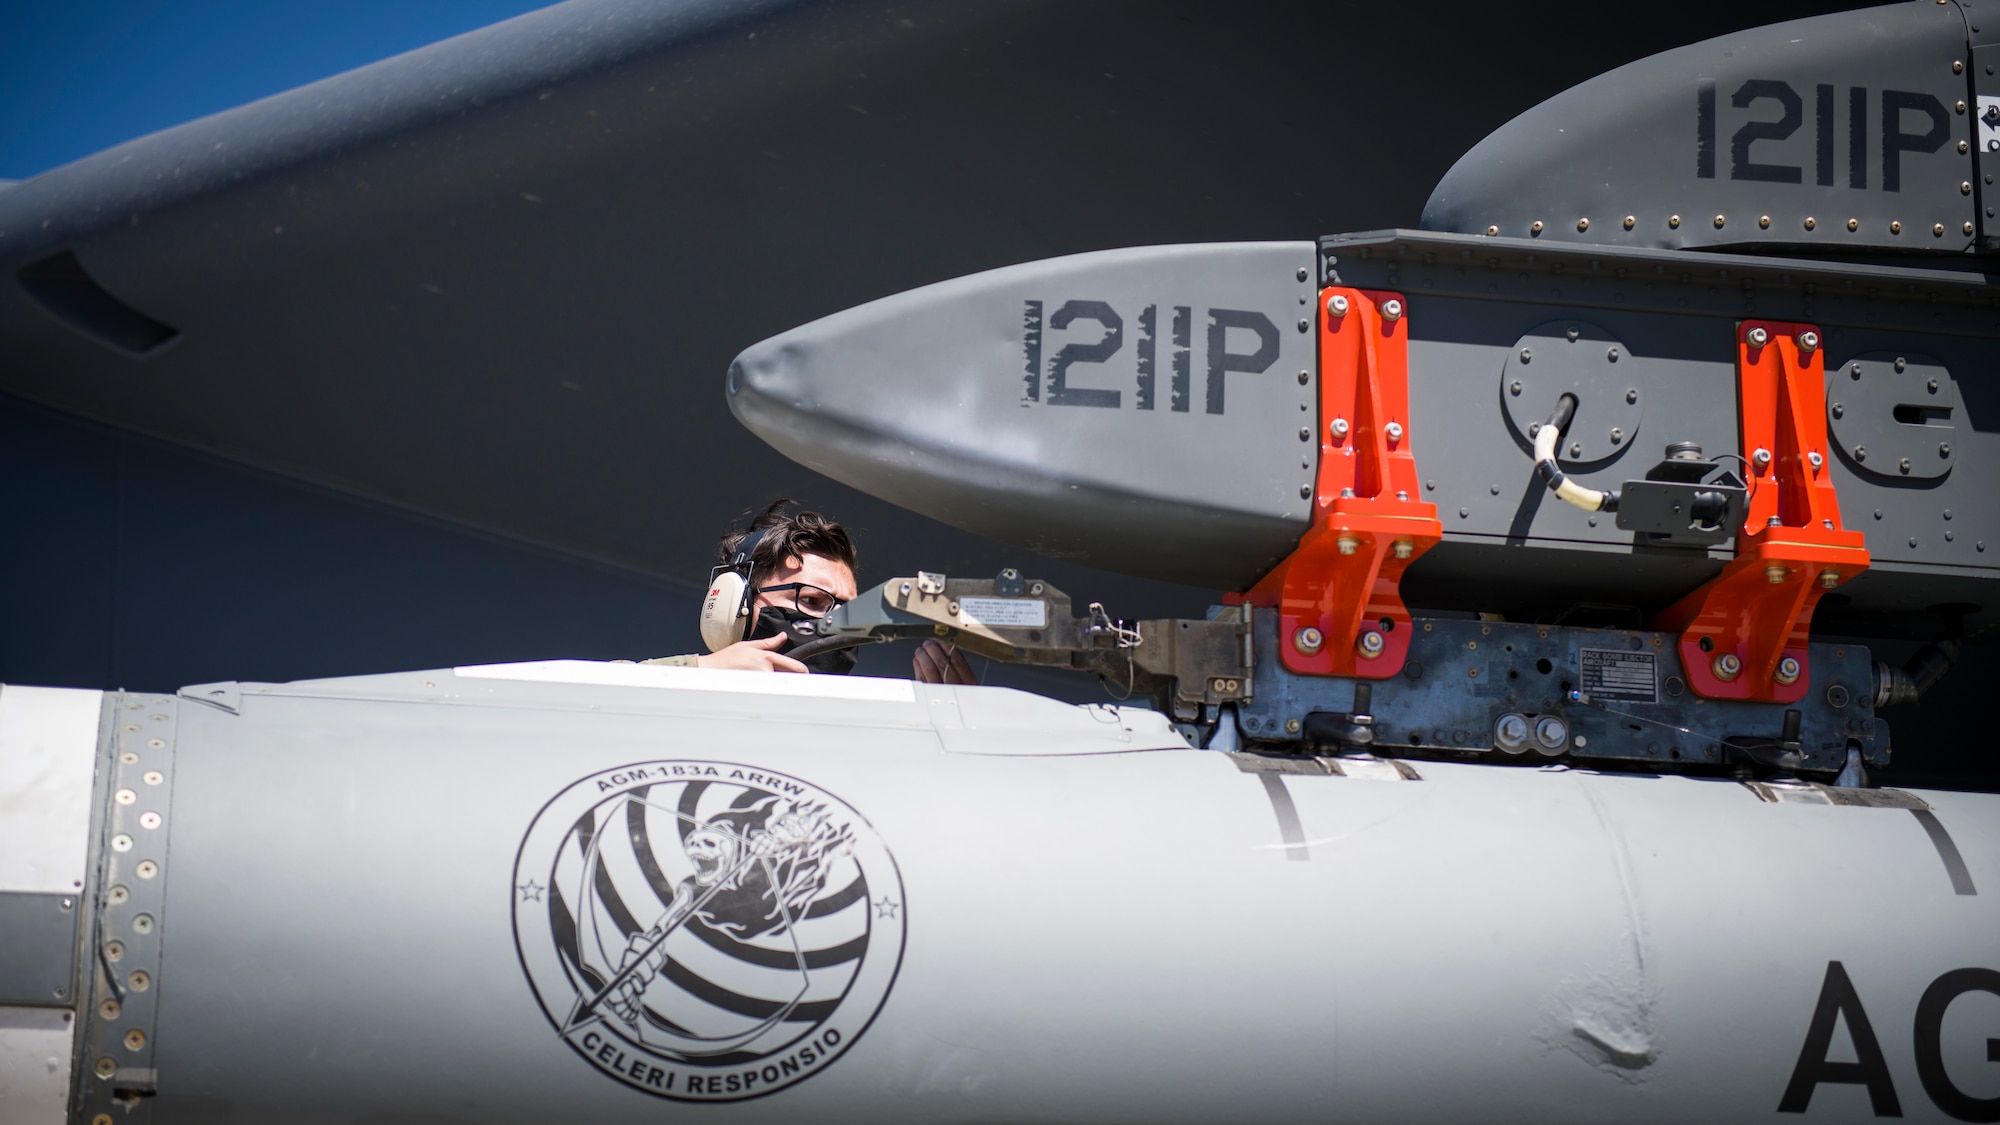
[1668,214,1682,228]
[1531,220,1545,234]
[1804,216,1817,230]
[1330,417,1349,437]
[124,1029,146,1051]
[1895,357,1907,372]
[128,970,150,991]
[1775,656,1802,685]
[1299,427,1311,442]
[1714,214,1726,228]
[1297,266,1310,282]
[1392,540,1415,559]
[1385,421,1404,441]
[1496,713,1530,750]
[1486,225,1499,237]
[1820,571,1841,589]
[1336,535,1361,556]
[95,1057,117,1079]
[1759,214,1771,229]
[1854,445,1867,461]
[1610,427,1624,444]
[1381,299,1403,321]
[1934,223,1946,236]
[1928,377,1940,393]
[1753,447,1772,467]
[100,998,121,1020]
[143,770,163,785]
[1357,631,1386,659]
[1848,218,1859,231]
[1327,294,1349,317]
[1606,346,1620,361]
[136,860,158,879]
[1833,402,1845,418]
[1766,565,1788,584]
[1519,347,1533,363]
[1808,451,1823,470]
[1510,380,1523,396]
[1569,442,1583,458]
[1891,220,1903,234]
[1798,331,1819,352]
[1293,627,1324,656]
[1533,715,1568,750]
[1747,326,1768,346]
[1626,388,1638,404]
[1285,718,1301,734]
[1577,217,1590,231]
[1940,443,1952,457]
[1713,653,1742,681]
[1622,215,1635,230]
[1900,458,1912,474]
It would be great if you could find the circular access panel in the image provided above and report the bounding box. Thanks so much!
[1500,320,1645,465]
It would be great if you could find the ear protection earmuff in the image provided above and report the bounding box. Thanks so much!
[698,527,767,653]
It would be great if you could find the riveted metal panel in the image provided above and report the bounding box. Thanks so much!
[1321,229,2000,637]
[75,693,179,1123]
[1424,1,1980,255]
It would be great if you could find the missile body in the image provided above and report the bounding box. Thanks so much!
[3,664,1995,1123]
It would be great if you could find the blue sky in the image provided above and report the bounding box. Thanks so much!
[0,1,556,180]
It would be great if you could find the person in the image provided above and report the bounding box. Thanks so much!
[647,498,974,683]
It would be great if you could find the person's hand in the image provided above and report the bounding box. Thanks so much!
[698,633,808,673]
[913,639,976,685]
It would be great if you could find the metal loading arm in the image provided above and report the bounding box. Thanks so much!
[1233,287,1442,678]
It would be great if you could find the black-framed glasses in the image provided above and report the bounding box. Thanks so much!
[755,582,846,617]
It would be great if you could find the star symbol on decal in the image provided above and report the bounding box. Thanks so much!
[518,879,545,902]
[873,896,899,920]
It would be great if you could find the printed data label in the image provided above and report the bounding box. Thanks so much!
[957,597,1048,629]
[1579,648,1659,702]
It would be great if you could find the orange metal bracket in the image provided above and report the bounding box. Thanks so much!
[1653,321,1870,702]
[1234,288,1442,678]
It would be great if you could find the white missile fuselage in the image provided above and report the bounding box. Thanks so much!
[2,664,1995,1123]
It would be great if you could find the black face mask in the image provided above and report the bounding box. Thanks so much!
[748,606,859,676]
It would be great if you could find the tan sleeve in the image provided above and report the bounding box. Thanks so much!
[638,654,701,667]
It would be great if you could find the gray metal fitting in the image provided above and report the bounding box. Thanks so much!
[1807,451,1823,470]
[1391,540,1415,560]
[1380,299,1404,321]
[1385,422,1404,442]
[1752,447,1772,467]
[1294,627,1324,656]
[1775,656,1802,685]
[1747,326,1769,346]
[1820,570,1841,589]
[1798,330,1820,352]
[1330,418,1350,437]
[1495,713,1530,752]
[1532,715,1568,753]
[1326,294,1349,317]
[1357,630,1386,659]
[1713,652,1742,681]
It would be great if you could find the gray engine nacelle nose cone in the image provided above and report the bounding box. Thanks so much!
[727,243,1320,590]
[1422,1,1981,255]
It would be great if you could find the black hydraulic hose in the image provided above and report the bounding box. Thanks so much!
[784,633,886,664]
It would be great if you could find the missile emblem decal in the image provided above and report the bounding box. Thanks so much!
[513,761,906,1101]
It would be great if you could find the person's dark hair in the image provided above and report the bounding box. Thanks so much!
[717,498,857,585]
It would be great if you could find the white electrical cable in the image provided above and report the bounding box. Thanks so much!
[1533,417,1614,512]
